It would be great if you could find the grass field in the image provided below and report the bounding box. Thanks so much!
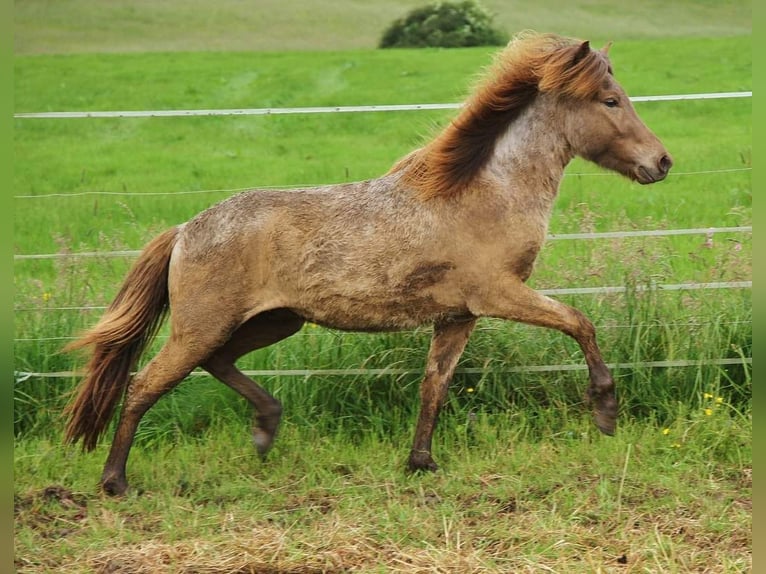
[13,3,751,572]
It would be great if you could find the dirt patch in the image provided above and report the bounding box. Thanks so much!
[14,485,89,537]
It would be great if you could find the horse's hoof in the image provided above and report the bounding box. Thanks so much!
[593,410,617,436]
[253,406,281,458]
[407,451,439,473]
[587,387,617,435]
[101,475,128,497]
[252,428,275,458]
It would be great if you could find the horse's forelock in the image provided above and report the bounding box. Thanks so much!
[536,41,611,99]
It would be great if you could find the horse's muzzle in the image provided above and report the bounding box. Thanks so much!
[637,153,673,184]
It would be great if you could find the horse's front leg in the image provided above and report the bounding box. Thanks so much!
[408,318,477,472]
[473,282,617,435]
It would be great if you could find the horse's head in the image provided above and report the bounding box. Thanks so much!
[557,41,673,184]
[395,33,673,200]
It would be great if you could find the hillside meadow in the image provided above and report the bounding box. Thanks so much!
[14,0,752,53]
[13,11,751,574]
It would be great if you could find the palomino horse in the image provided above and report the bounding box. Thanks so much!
[65,32,672,495]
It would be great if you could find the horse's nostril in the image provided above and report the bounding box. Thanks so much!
[659,154,673,174]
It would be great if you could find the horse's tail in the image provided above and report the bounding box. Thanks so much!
[63,226,179,451]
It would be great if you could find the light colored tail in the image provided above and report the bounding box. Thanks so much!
[63,227,179,451]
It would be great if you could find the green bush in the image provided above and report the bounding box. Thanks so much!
[379,1,509,49]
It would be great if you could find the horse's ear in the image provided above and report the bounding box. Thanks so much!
[601,41,613,55]
[572,40,591,66]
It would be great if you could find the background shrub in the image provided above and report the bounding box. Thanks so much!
[379,1,509,48]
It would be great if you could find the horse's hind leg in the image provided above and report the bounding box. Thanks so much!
[202,309,305,457]
[408,318,477,472]
[100,337,212,496]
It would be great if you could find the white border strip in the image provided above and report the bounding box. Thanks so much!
[13,357,752,381]
[13,226,752,261]
[13,91,752,119]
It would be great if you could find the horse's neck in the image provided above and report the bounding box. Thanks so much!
[485,97,572,209]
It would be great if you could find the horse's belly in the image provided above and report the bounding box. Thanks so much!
[275,236,473,330]
[290,284,471,332]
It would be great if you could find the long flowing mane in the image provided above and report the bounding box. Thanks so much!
[392,31,613,200]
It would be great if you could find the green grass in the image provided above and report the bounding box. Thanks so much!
[13,8,751,571]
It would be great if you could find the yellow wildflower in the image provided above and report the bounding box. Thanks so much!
[466,387,475,393]
[42,292,51,302]
[662,428,670,435]
[703,392,714,400]
[716,397,724,404]
[704,408,713,416]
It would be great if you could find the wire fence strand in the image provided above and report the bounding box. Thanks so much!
[13,226,753,261]
[13,166,751,200]
[12,90,752,120]
[12,281,752,313]
[13,356,752,383]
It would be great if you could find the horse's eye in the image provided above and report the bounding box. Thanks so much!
[604,98,619,108]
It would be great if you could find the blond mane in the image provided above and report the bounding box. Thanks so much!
[392,32,613,201]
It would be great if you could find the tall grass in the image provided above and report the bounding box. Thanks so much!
[13,278,751,441]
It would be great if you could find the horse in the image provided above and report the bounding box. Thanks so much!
[64,31,672,496]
